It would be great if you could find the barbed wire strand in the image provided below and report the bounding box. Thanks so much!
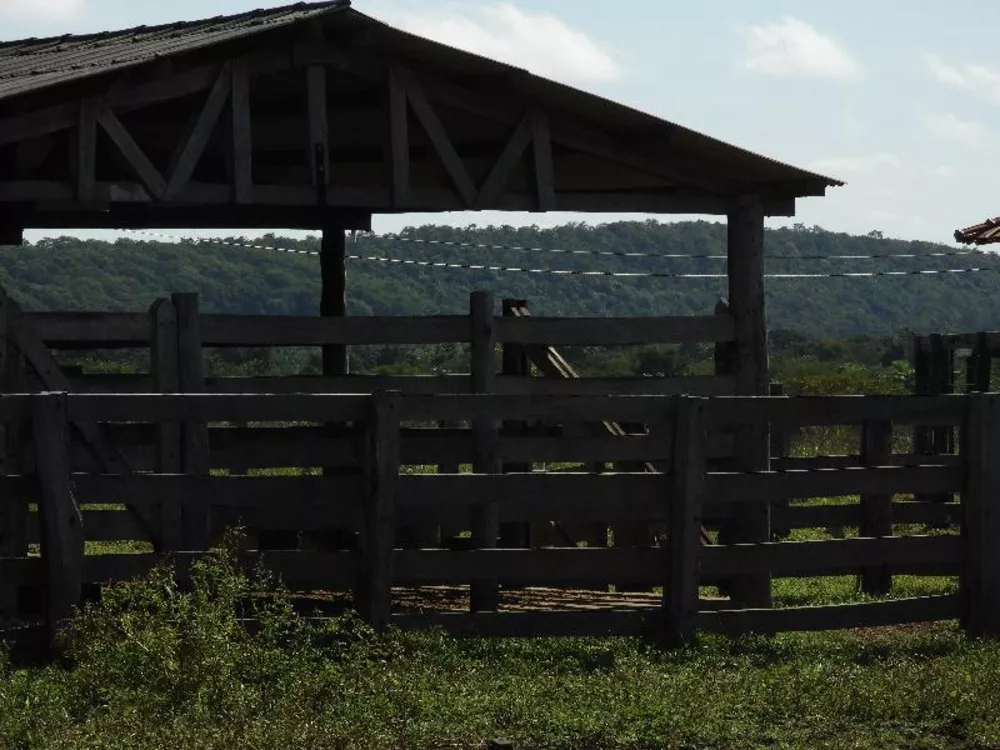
[111,229,998,280]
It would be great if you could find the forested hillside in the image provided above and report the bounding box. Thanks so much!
[3,220,999,338]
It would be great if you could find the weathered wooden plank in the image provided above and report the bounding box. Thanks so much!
[388,66,410,208]
[66,393,369,424]
[699,595,961,635]
[403,72,478,207]
[0,291,28,616]
[494,315,736,346]
[391,548,660,585]
[391,609,658,637]
[531,112,556,211]
[150,298,182,550]
[24,312,150,348]
[27,510,153,544]
[33,393,84,647]
[476,115,533,208]
[496,375,736,397]
[199,314,469,346]
[704,466,962,504]
[203,375,472,395]
[861,420,893,594]
[230,58,253,204]
[399,394,677,424]
[701,535,962,578]
[357,393,400,630]
[77,98,99,202]
[962,393,1000,637]
[470,291,500,611]
[665,397,706,643]
[97,104,166,199]
[396,473,663,524]
[0,557,44,585]
[706,395,965,430]
[770,454,963,471]
[165,64,233,199]
[321,225,349,376]
[306,64,329,186]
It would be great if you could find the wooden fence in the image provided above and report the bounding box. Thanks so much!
[1,390,994,647]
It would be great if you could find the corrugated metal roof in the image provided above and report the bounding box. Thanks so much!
[955,217,1000,245]
[0,1,348,101]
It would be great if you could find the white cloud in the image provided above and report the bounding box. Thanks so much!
[0,0,84,21]
[925,112,991,149]
[924,53,1000,104]
[741,18,860,81]
[807,153,901,174]
[384,3,623,86]
[928,165,959,179]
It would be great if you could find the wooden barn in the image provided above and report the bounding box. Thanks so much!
[2,2,991,647]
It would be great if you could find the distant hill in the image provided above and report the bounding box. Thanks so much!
[3,221,999,339]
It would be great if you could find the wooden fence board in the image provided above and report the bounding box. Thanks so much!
[200,314,469,346]
[496,375,736,397]
[392,609,659,637]
[494,315,735,346]
[698,595,961,635]
[704,466,962,504]
[701,535,962,578]
[706,395,965,429]
[399,394,677,424]
[66,394,369,423]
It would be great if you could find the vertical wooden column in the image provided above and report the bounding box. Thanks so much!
[860,419,893,594]
[664,396,706,645]
[357,391,400,630]
[724,195,771,608]
[974,333,993,393]
[470,291,500,611]
[150,298,182,552]
[321,222,348,377]
[963,393,1000,637]
[33,392,83,649]
[0,291,27,617]
[499,298,530,550]
[172,293,210,551]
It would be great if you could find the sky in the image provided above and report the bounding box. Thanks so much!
[3,0,999,246]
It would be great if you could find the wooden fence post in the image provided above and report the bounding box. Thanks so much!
[172,293,211,550]
[500,298,530,550]
[33,392,83,649]
[0,289,27,617]
[357,391,399,630]
[150,298,182,552]
[974,333,992,393]
[470,290,500,611]
[962,393,1000,637]
[860,419,893,595]
[664,396,706,645]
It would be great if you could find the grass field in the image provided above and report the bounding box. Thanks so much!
[1,545,992,750]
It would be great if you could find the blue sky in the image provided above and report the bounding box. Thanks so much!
[3,0,999,245]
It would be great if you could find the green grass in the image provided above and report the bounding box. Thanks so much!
[1,545,996,750]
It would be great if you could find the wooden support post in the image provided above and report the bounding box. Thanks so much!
[975,333,992,393]
[470,290,500,611]
[860,419,893,595]
[357,391,399,630]
[150,298,182,551]
[0,289,27,617]
[664,396,706,645]
[962,393,1000,637]
[500,298,530,550]
[321,222,348,376]
[769,381,791,540]
[173,293,210,550]
[230,58,253,204]
[33,393,83,649]
[725,195,771,609]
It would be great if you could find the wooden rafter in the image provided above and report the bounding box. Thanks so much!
[400,70,478,208]
[475,114,533,209]
[164,63,233,200]
[97,103,166,200]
